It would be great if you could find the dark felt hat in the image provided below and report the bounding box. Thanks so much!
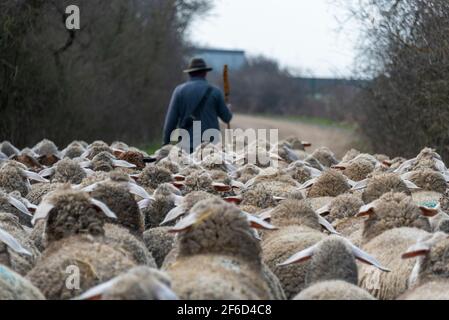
[183,58,213,73]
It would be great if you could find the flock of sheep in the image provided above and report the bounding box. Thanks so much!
[0,137,449,300]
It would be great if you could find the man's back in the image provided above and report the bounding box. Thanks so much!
[163,76,233,149]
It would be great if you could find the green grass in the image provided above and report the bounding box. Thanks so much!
[254,114,357,130]
[141,142,161,155]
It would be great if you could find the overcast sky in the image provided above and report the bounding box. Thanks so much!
[189,0,359,78]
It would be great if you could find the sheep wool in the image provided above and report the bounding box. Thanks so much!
[407,169,447,193]
[326,194,364,223]
[77,266,178,300]
[311,147,339,168]
[26,235,136,300]
[166,198,277,300]
[361,192,431,244]
[295,280,375,300]
[138,165,173,191]
[307,169,351,198]
[90,182,144,237]
[0,165,30,197]
[26,183,63,205]
[241,185,278,210]
[342,159,375,182]
[1,141,20,157]
[284,161,313,184]
[341,149,361,163]
[261,200,328,298]
[52,159,87,184]
[0,265,45,300]
[91,152,116,172]
[0,190,32,227]
[362,173,411,203]
[103,223,156,267]
[0,212,40,275]
[143,227,176,268]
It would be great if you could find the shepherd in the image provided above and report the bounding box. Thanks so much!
[162,58,233,153]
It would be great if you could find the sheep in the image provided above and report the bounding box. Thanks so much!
[75,266,178,300]
[307,169,351,198]
[160,191,220,226]
[90,151,136,172]
[0,189,35,227]
[180,171,233,196]
[338,158,375,182]
[26,182,63,205]
[303,155,324,171]
[0,162,48,197]
[279,236,389,300]
[284,137,312,151]
[32,139,61,166]
[61,142,86,159]
[138,165,173,192]
[40,159,87,185]
[165,198,281,300]
[317,193,364,224]
[356,192,433,299]
[142,183,182,229]
[156,157,180,174]
[11,149,43,172]
[283,161,320,184]
[260,199,338,298]
[143,227,176,268]
[116,150,147,170]
[0,265,45,300]
[0,212,40,275]
[1,141,20,157]
[399,232,449,299]
[234,164,261,184]
[403,169,447,193]
[244,170,300,199]
[26,235,136,300]
[311,147,339,168]
[359,173,414,203]
[341,149,361,163]
[83,144,113,160]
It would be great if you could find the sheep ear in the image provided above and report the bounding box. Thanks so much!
[172,181,185,190]
[81,182,99,193]
[138,198,153,210]
[172,194,184,206]
[282,145,300,162]
[382,160,393,167]
[231,180,245,189]
[349,242,390,272]
[258,208,274,221]
[23,170,49,183]
[172,174,186,182]
[419,204,440,217]
[143,156,157,164]
[21,197,37,213]
[83,168,95,176]
[402,242,431,259]
[0,228,32,256]
[299,178,317,190]
[112,149,125,158]
[356,203,376,217]
[309,167,322,178]
[90,198,117,219]
[32,201,55,225]
[273,196,287,201]
[79,161,91,168]
[393,158,416,173]
[112,159,136,169]
[127,182,152,200]
[244,212,278,230]
[129,174,140,181]
[278,244,318,266]
[75,278,117,300]
[224,196,242,205]
[80,150,90,159]
[212,182,232,192]
[169,212,199,233]
[351,179,369,191]
[161,206,186,226]
[435,159,447,172]
[402,179,421,190]
[269,153,283,161]
[318,215,340,234]
[302,141,312,148]
[7,196,33,217]
[38,167,55,178]
[316,204,331,216]
[332,163,348,170]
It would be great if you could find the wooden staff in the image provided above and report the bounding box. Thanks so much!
[223,64,231,130]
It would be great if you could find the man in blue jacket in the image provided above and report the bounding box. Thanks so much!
[162,58,233,153]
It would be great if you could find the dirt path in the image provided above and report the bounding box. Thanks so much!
[228,114,360,158]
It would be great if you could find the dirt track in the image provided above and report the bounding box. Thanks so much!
[228,114,360,158]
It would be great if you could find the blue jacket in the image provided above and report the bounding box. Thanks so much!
[162,77,233,147]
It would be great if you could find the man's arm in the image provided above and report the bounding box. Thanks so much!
[162,89,180,145]
[216,89,233,124]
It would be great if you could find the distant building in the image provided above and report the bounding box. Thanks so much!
[193,48,247,72]
[296,77,367,100]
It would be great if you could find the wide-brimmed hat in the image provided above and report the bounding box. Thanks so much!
[183,58,213,73]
